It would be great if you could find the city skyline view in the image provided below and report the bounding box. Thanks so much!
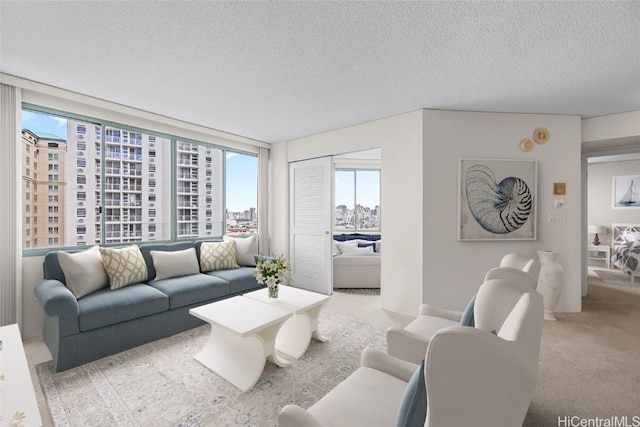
[21,110,257,214]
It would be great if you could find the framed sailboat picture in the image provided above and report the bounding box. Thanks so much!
[612,175,640,209]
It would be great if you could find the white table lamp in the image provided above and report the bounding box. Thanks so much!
[588,225,606,246]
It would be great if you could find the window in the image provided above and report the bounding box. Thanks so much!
[334,169,380,231]
[225,152,257,235]
[21,108,259,249]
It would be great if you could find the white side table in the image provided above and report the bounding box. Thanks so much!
[0,324,43,427]
[588,244,610,269]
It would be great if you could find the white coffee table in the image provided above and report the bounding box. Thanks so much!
[243,285,331,359]
[189,296,292,392]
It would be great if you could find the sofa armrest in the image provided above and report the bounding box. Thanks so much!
[278,405,330,427]
[386,327,430,364]
[418,304,462,322]
[34,279,79,318]
[361,347,417,382]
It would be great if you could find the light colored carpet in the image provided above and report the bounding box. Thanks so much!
[36,310,386,427]
[595,269,640,288]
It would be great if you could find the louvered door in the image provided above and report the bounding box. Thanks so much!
[289,157,333,295]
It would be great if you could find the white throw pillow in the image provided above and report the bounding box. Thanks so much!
[335,241,359,254]
[341,245,374,254]
[375,240,382,253]
[200,241,240,272]
[223,235,258,266]
[57,245,108,299]
[150,247,200,280]
[100,244,148,290]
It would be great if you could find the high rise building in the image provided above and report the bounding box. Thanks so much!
[21,129,67,248]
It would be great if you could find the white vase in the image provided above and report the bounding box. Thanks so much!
[536,250,564,321]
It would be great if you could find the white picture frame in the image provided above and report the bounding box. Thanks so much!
[612,175,640,209]
[458,158,537,241]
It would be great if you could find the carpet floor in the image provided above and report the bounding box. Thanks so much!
[36,311,386,427]
[595,268,640,288]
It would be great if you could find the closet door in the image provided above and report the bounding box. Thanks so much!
[289,157,333,295]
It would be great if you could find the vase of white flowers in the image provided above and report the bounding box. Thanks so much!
[254,254,292,299]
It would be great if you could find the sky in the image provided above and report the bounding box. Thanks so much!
[334,169,380,209]
[21,110,257,212]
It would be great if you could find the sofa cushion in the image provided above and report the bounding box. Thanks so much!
[150,247,200,281]
[199,241,240,272]
[206,267,262,294]
[57,245,109,298]
[77,283,169,332]
[223,235,258,266]
[396,359,427,427]
[100,245,149,290]
[147,273,230,309]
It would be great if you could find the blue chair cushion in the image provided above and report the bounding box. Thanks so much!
[396,359,427,427]
[460,294,476,327]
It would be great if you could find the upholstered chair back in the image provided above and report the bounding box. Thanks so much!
[499,253,540,281]
[473,278,544,370]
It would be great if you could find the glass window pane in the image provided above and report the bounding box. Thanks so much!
[177,142,224,239]
[355,170,380,231]
[21,110,69,248]
[225,152,258,236]
[335,170,355,230]
[103,126,171,243]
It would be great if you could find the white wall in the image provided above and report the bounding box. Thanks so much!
[276,109,583,316]
[588,160,640,246]
[422,110,582,313]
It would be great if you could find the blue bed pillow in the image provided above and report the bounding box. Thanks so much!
[396,359,427,427]
[358,242,376,252]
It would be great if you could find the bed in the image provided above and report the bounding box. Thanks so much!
[611,223,640,283]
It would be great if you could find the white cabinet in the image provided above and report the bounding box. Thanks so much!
[0,324,43,427]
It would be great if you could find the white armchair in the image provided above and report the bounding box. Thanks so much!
[278,278,544,427]
[387,253,537,364]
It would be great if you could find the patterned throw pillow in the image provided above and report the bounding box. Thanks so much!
[100,244,148,290]
[200,241,240,272]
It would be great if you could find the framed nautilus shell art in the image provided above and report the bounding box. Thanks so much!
[458,158,537,241]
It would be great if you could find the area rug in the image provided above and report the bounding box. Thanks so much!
[595,269,640,289]
[36,310,386,427]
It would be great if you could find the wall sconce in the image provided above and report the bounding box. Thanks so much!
[588,225,607,246]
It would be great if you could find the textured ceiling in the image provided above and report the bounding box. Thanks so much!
[1,1,640,143]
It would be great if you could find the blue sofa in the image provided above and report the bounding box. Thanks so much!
[34,240,264,372]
